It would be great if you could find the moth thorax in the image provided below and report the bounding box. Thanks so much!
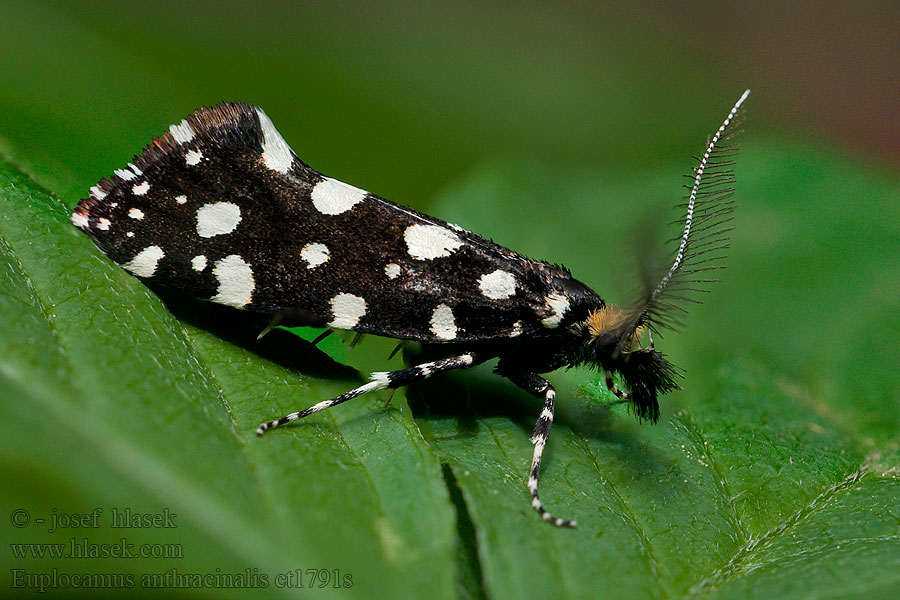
[585,306,643,351]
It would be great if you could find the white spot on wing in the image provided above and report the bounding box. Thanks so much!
[97,218,111,231]
[211,255,254,307]
[541,292,570,328]
[122,245,164,278]
[300,242,330,269]
[115,168,137,182]
[384,263,401,279]
[89,186,107,200]
[510,321,524,337]
[128,208,144,220]
[404,224,463,260]
[126,231,134,238]
[311,178,367,215]
[132,181,150,195]
[169,119,195,144]
[191,255,207,272]
[478,269,516,300]
[175,195,188,204]
[185,150,203,166]
[71,211,89,230]
[430,304,457,340]
[256,108,294,174]
[196,202,241,238]
[328,293,367,329]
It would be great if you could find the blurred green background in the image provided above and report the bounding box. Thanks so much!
[1,1,897,599]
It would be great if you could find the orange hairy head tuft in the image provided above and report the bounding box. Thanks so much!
[585,306,644,351]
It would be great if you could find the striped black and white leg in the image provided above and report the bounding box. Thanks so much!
[507,372,576,528]
[255,352,478,435]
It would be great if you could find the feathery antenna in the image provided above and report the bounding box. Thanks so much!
[619,90,750,348]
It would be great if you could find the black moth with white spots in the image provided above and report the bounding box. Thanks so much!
[73,91,749,527]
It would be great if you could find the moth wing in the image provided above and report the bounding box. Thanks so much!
[73,102,575,343]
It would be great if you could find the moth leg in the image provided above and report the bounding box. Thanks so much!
[506,372,576,528]
[604,373,631,401]
[348,331,365,350]
[255,352,477,435]
[311,329,334,345]
[382,389,397,410]
[256,314,283,340]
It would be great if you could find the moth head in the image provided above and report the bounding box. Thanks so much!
[573,89,750,421]
[578,306,679,422]
[584,305,642,354]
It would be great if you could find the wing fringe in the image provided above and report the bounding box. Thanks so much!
[72,102,263,229]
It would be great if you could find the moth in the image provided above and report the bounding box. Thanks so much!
[73,90,749,527]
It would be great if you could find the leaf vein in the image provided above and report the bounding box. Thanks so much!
[575,435,669,600]
[675,411,749,538]
[687,466,868,598]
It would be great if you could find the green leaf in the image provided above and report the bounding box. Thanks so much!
[0,158,456,598]
[2,3,897,597]
[1,137,898,599]
[419,144,900,599]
